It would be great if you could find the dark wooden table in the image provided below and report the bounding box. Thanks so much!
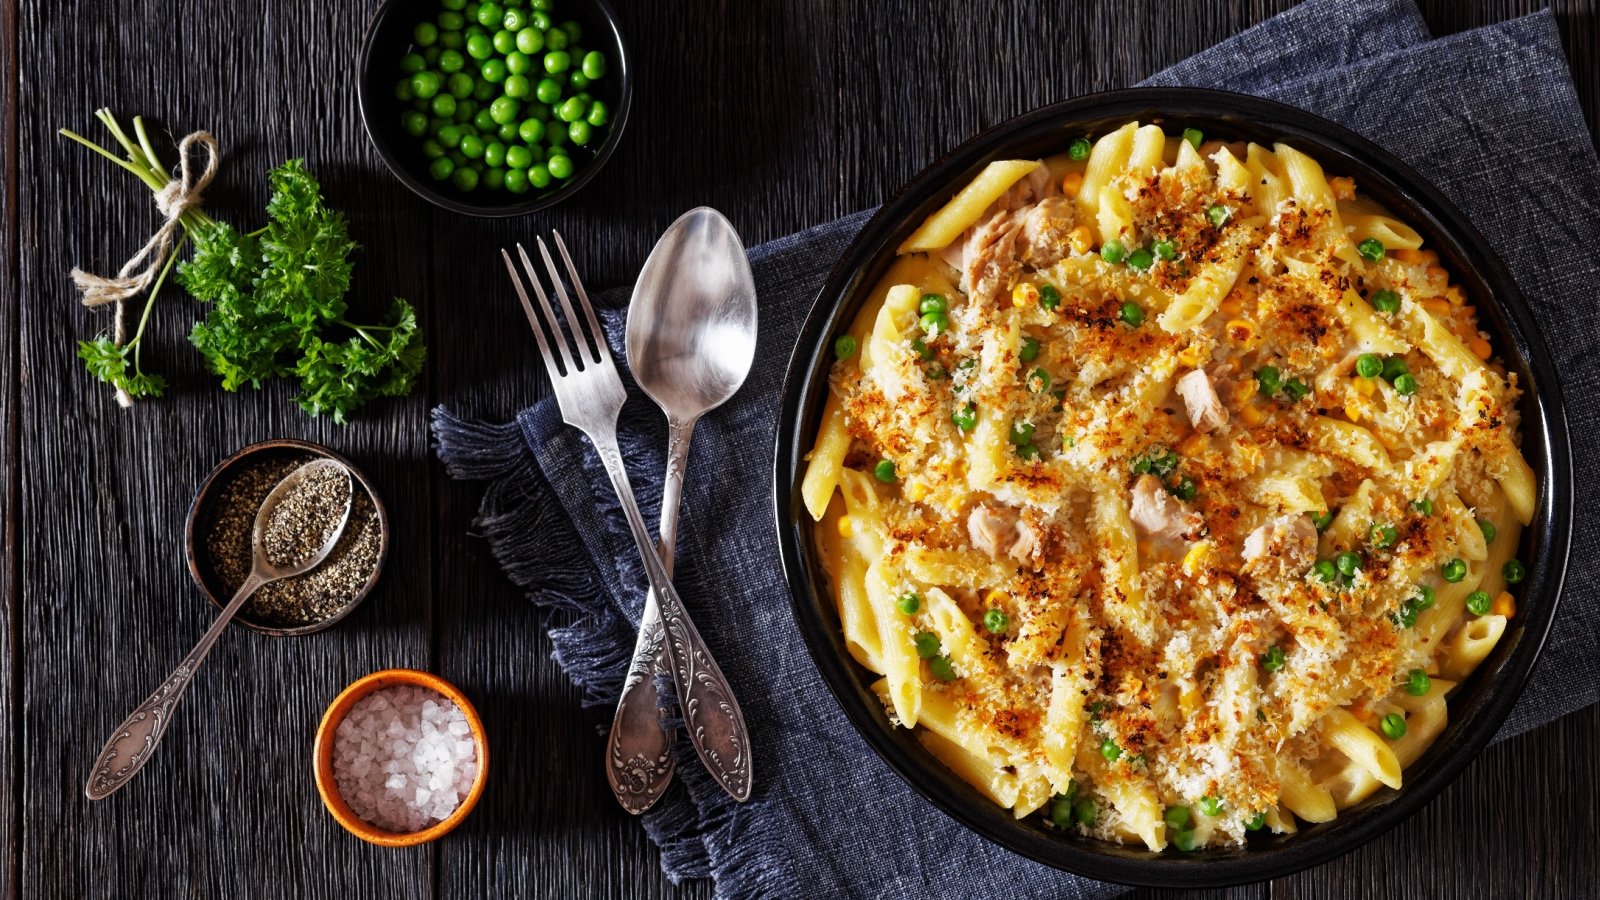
[4,1,1597,897]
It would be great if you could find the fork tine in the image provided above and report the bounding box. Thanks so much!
[516,242,577,376]
[551,231,612,364]
[501,249,562,381]
[537,236,601,367]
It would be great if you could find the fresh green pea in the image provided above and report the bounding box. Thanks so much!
[459,133,485,159]
[1016,443,1040,461]
[1100,238,1126,264]
[1393,373,1418,396]
[1394,599,1418,628]
[505,50,531,75]
[401,52,427,74]
[587,100,610,127]
[1127,247,1155,272]
[401,111,428,137]
[437,123,463,145]
[1413,498,1434,516]
[560,20,582,42]
[517,117,545,145]
[534,77,562,104]
[489,95,520,124]
[1018,337,1040,363]
[1336,551,1362,576]
[1503,559,1526,584]
[1038,283,1061,310]
[492,29,517,54]
[439,48,465,73]
[428,155,455,180]
[483,141,507,167]
[1261,645,1286,672]
[476,1,503,27]
[482,167,506,190]
[952,403,978,432]
[1282,378,1310,402]
[1068,137,1091,160]
[466,31,494,59]
[544,27,569,51]
[1441,557,1467,582]
[411,70,444,99]
[914,631,940,660]
[1256,366,1282,396]
[474,108,497,132]
[1370,522,1398,549]
[431,93,458,118]
[873,459,897,483]
[529,163,552,188]
[516,26,545,55]
[894,591,919,614]
[530,9,551,29]
[1101,739,1122,761]
[439,29,463,50]
[558,96,587,122]
[1466,590,1492,616]
[1153,239,1177,261]
[1049,794,1075,827]
[1478,519,1497,543]
[421,138,446,160]
[832,335,857,359]
[1164,805,1192,830]
[928,655,957,682]
[570,71,591,90]
[504,74,531,98]
[1313,559,1338,583]
[1118,301,1143,327]
[916,293,947,315]
[547,154,573,179]
[438,10,465,30]
[422,45,442,66]
[497,121,519,143]
[414,21,439,46]
[544,49,571,74]
[1357,238,1385,261]
[1198,796,1223,817]
[395,79,416,102]
[1182,127,1203,148]
[582,50,607,80]
[1170,477,1197,502]
[442,0,466,9]
[1027,367,1051,393]
[1380,712,1407,739]
[1073,797,1097,826]
[1356,353,1383,378]
[1206,204,1230,227]
[919,310,948,336]
[450,71,475,98]
[446,148,466,168]
[1405,668,1432,696]
[503,7,528,30]
[451,165,479,191]
[472,79,495,101]
[481,58,508,83]
[1009,422,1035,445]
[547,122,568,146]
[1381,356,1409,381]
[1172,829,1199,852]
[982,608,1009,633]
[1370,288,1401,314]
[1412,584,1436,610]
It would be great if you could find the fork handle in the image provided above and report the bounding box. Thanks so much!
[590,428,752,803]
[606,417,695,814]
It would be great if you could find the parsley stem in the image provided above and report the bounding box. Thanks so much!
[130,233,184,369]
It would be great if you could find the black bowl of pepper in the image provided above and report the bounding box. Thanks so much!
[186,439,390,636]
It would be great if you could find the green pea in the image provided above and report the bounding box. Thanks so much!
[442,0,465,9]
[560,20,582,42]
[833,335,857,359]
[496,121,519,143]
[929,655,957,682]
[587,101,610,127]
[547,154,573,179]
[1412,584,1436,610]
[481,58,508,83]
[1170,477,1197,502]
[1406,668,1432,696]
[517,118,545,145]
[401,111,428,137]
[1018,337,1040,363]
[1356,353,1383,378]
[894,591,919,614]
[411,71,444,99]
[1357,238,1385,261]
[1380,712,1407,740]
[914,631,940,660]
[1100,238,1126,263]
[982,608,1009,633]
[1312,508,1336,531]
[1016,443,1040,462]
[459,133,485,159]
[1381,356,1409,381]
[919,310,948,336]
[873,459,897,483]
[1394,599,1418,628]
[451,166,479,191]
[569,120,595,148]
[1073,797,1098,826]
[476,1,503,27]
[1393,373,1418,396]
[1118,301,1144,327]
[1256,365,1282,396]
[534,77,562,103]
[1466,590,1492,616]
[474,108,497,132]
[918,293,948,315]
[1164,805,1192,830]
[431,92,458,117]
[473,79,495,102]
[451,72,476,99]
[437,123,463,146]
[911,339,934,361]
[1068,137,1092,160]
[952,403,978,432]
[466,31,494,59]
[506,49,532,74]
[1182,127,1203,148]
[1172,829,1199,852]
[1009,422,1035,446]
[504,75,531,99]
[516,26,545,54]
[489,95,520,124]
[428,155,455,181]
[570,71,592,90]
[530,9,552,29]
[1441,558,1467,582]
[483,141,507,167]
[1413,498,1434,516]
[529,164,552,188]
[422,45,442,66]
[924,363,946,381]
[1038,283,1061,310]
[1313,559,1338,583]
[438,48,465,74]
[1503,559,1526,584]
[401,52,427,74]
[1206,204,1231,227]
[1282,378,1310,402]
[1049,794,1074,827]
[1198,796,1223,817]
[414,21,439,46]
[1370,522,1398,549]
[558,96,587,122]
[1100,739,1122,761]
[1476,519,1497,544]
[1261,645,1286,672]
[1127,247,1155,272]
[482,167,506,190]
[1152,239,1177,261]
[438,10,465,30]
[421,138,446,160]
[1246,811,1268,831]
[503,7,528,30]
[1026,367,1051,393]
[1370,289,1401,314]
[544,27,569,51]
[582,50,608,80]
[395,79,416,102]
[439,29,463,50]
[543,49,571,74]
[1335,551,1362,576]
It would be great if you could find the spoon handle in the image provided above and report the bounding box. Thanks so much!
[590,427,752,804]
[606,418,695,814]
[84,572,264,800]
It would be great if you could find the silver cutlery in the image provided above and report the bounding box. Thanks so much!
[606,208,758,814]
[502,235,752,804]
[86,458,353,799]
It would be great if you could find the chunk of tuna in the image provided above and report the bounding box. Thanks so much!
[1130,474,1190,541]
[1175,368,1228,433]
[1241,515,1318,574]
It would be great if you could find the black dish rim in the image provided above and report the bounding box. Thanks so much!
[771,87,1573,888]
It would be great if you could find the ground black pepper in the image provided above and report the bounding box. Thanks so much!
[205,453,382,627]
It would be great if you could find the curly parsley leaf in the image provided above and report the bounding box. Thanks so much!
[77,338,166,398]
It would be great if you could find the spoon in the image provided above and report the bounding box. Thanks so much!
[606,207,758,813]
[85,458,353,800]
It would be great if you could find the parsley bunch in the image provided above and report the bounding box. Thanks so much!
[179,159,424,423]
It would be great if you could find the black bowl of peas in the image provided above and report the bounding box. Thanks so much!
[358,0,630,216]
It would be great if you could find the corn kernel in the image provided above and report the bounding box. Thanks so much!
[1329,176,1356,201]
[1239,403,1264,426]
[1492,591,1516,618]
[1219,292,1245,318]
[836,515,853,538]
[1420,249,1440,266]
[1180,685,1201,717]
[1231,379,1257,405]
[1176,346,1203,368]
[1445,284,1466,306]
[1468,336,1492,360]
[906,481,928,502]
[1425,265,1449,285]
[1182,542,1209,574]
[1012,282,1039,308]
[1177,432,1208,457]
[1068,225,1093,255]
[984,588,1008,606]
[1423,297,1452,318]
[1061,171,1084,196]
[1394,248,1426,265]
[1353,377,1376,396]
[1344,398,1363,422]
[1224,318,1257,349]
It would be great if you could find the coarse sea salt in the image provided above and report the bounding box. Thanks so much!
[332,684,478,832]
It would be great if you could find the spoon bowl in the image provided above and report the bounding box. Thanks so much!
[250,458,355,582]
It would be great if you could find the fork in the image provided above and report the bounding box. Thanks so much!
[502,235,752,804]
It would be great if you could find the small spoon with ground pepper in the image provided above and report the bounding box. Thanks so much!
[85,459,353,800]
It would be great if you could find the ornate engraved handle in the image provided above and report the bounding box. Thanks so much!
[85,572,263,800]
[591,428,752,803]
[606,417,696,814]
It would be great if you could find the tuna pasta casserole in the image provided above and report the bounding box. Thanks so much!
[799,121,1537,850]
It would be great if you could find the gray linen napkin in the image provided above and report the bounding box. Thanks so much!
[433,1,1600,896]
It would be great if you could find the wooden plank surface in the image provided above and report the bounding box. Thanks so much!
[5,1,1596,899]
